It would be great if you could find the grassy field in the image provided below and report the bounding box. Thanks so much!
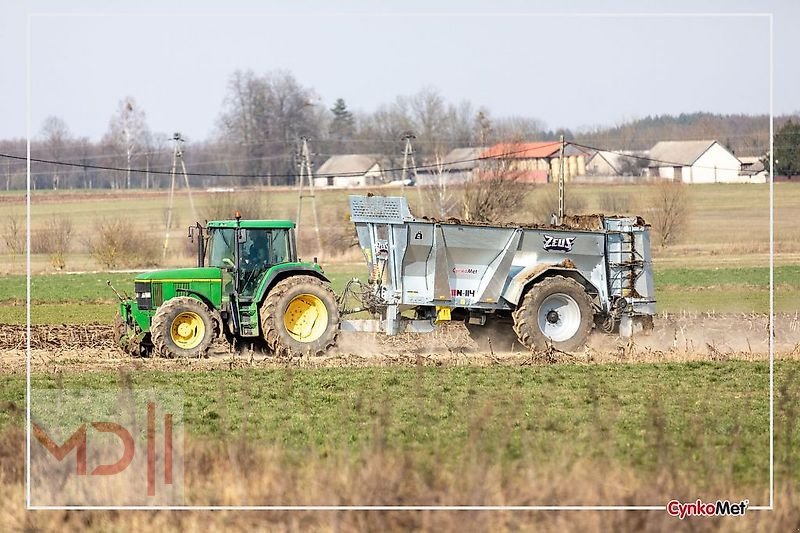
[1,360,788,494]
[5,360,799,529]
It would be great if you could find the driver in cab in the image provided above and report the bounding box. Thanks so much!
[241,231,270,296]
[243,232,270,267]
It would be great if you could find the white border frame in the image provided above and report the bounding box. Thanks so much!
[25,10,775,512]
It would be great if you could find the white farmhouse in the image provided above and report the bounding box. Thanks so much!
[647,140,741,183]
[313,155,383,188]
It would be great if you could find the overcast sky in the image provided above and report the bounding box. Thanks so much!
[1,0,797,143]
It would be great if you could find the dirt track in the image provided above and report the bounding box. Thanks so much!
[1,313,798,373]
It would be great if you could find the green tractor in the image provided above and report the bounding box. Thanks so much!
[113,216,339,358]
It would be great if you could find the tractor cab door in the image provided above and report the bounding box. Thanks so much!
[237,228,292,298]
[206,227,236,297]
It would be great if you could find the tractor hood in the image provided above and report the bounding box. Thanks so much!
[136,267,222,282]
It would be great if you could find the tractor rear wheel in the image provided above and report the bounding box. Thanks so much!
[151,296,215,358]
[260,275,339,358]
[512,276,594,352]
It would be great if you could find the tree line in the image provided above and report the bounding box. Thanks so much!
[0,68,790,191]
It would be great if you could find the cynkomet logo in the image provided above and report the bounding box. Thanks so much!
[667,499,749,519]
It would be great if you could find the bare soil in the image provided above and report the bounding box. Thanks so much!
[1,313,798,374]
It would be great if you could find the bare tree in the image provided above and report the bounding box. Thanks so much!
[31,215,72,270]
[648,180,690,247]
[462,149,528,223]
[3,210,25,259]
[492,116,546,143]
[104,96,149,188]
[421,150,459,218]
[615,156,648,176]
[39,116,71,190]
[216,69,321,185]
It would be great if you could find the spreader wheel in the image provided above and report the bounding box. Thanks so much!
[512,276,594,352]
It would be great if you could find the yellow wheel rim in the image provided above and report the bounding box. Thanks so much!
[283,293,328,343]
[170,311,205,349]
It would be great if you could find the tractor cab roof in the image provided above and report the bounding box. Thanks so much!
[206,220,295,229]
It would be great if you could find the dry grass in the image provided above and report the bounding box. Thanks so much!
[0,371,798,531]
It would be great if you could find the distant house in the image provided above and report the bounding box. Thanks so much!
[647,140,741,183]
[479,142,589,183]
[738,156,768,184]
[585,150,649,176]
[416,147,486,186]
[313,155,383,188]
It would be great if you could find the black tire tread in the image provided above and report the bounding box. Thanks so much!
[512,275,594,352]
[260,275,339,358]
[151,296,215,358]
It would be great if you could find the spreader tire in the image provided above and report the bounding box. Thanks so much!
[260,275,339,357]
[151,296,215,358]
[512,276,594,352]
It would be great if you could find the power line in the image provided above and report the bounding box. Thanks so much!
[0,141,562,180]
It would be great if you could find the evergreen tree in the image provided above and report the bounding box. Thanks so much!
[329,98,355,148]
[772,120,800,176]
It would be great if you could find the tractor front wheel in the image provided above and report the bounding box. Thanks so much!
[151,297,215,358]
[512,276,594,352]
[260,275,339,357]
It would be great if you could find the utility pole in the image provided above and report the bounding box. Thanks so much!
[163,133,197,260]
[401,132,422,203]
[400,133,419,188]
[295,137,322,258]
[558,134,566,224]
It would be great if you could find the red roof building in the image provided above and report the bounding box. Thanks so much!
[478,141,588,183]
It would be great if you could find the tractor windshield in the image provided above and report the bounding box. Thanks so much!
[207,228,235,268]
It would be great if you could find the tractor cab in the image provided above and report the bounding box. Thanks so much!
[202,219,297,298]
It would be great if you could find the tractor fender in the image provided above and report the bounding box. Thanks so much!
[253,265,331,305]
[502,264,599,307]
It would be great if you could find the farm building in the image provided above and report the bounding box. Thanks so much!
[479,142,589,183]
[313,154,384,188]
[415,147,486,186]
[647,140,741,183]
[585,150,650,176]
[738,156,768,183]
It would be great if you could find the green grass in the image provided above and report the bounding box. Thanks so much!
[2,360,789,488]
[0,271,139,304]
[0,265,795,324]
